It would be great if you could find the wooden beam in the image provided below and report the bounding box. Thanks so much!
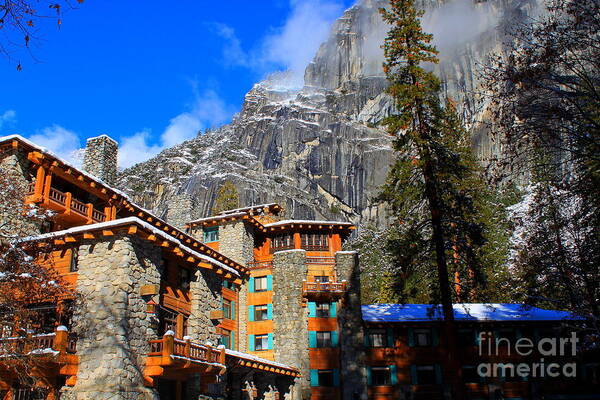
[128,226,138,235]
[64,236,77,243]
[102,230,114,236]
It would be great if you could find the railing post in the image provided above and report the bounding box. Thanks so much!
[183,335,191,359]
[86,203,94,224]
[162,331,174,366]
[218,344,226,365]
[64,192,72,214]
[54,326,68,353]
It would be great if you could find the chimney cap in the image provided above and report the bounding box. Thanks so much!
[86,134,118,145]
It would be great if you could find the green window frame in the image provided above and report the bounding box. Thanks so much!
[203,227,219,243]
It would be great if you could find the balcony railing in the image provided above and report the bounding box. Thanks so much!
[39,186,107,223]
[147,333,225,368]
[247,261,273,270]
[302,280,347,299]
[0,327,78,357]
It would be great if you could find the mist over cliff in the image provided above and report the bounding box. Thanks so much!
[117,0,540,227]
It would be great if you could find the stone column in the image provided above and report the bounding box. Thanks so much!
[272,249,309,400]
[189,268,222,344]
[166,193,194,231]
[82,135,118,185]
[65,235,161,400]
[0,147,40,236]
[335,251,367,400]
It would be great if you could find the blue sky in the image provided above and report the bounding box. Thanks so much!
[0,0,354,167]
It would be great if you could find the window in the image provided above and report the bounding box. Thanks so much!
[371,367,391,386]
[316,331,332,348]
[368,329,387,347]
[254,334,269,351]
[203,227,219,243]
[12,387,49,400]
[318,370,334,387]
[415,365,436,385]
[301,233,328,251]
[462,366,481,383]
[159,308,178,336]
[179,268,192,291]
[316,302,330,318]
[414,328,433,346]
[1,324,13,338]
[254,305,269,321]
[223,299,232,319]
[254,276,268,292]
[272,234,294,252]
[69,247,78,272]
[314,275,329,283]
[219,329,233,349]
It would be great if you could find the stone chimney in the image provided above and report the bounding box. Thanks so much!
[82,135,118,185]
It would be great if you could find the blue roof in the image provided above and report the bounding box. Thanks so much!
[361,303,583,323]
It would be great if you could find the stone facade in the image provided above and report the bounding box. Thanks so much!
[82,135,118,185]
[272,249,309,400]
[166,193,194,230]
[0,148,40,236]
[61,234,162,400]
[335,251,367,400]
[189,268,222,345]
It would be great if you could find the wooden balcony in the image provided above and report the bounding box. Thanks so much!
[0,327,78,385]
[26,182,108,225]
[302,281,347,300]
[144,333,226,385]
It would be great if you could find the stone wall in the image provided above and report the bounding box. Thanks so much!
[335,251,367,400]
[165,193,194,230]
[215,220,255,352]
[272,249,309,400]
[62,234,161,400]
[189,268,222,345]
[0,148,40,236]
[82,135,118,185]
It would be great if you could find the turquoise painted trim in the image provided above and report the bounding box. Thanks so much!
[330,302,337,318]
[231,301,235,320]
[386,327,394,348]
[309,331,317,348]
[407,328,415,347]
[364,330,371,347]
[231,331,235,350]
[308,302,316,318]
[248,306,255,322]
[268,333,273,349]
[310,370,319,387]
[331,331,339,347]
[249,277,255,293]
[267,304,273,320]
[435,364,443,384]
[266,275,273,291]
[249,335,255,351]
[410,365,418,385]
[333,369,340,387]
[432,327,440,346]
[366,366,372,385]
[390,365,398,385]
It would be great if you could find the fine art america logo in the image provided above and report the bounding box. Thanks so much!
[477,332,578,379]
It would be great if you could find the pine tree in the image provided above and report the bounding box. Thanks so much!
[378,2,496,396]
[211,180,240,215]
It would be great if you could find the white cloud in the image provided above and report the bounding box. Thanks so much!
[0,110,16,131]
[118,90,234,168]
[28,125,83,166]
[213,0,345,87]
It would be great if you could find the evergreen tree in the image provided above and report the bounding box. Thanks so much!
[211,180,240,215]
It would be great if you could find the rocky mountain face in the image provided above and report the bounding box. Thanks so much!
[117,0,540,228]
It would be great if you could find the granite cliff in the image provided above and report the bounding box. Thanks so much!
[117,0,540,227]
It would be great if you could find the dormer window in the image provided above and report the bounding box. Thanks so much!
[301,233,328,251]
[203,227,219,243]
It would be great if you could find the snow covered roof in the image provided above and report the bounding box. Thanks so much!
[188,212,247,225]
[361,303,584,323]
[225,349,300,376]
[17,217,240,278]
[263,219,354,228]
[0,134,246,275]
[218,203,282,215]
